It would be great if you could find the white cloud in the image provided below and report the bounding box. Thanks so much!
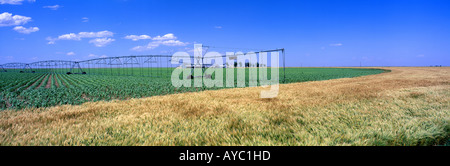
[43,5,61,10]
[53,31,113,41]
[0,0,35,5]
[214,26,222,29]
[81,17,89,22]
[66,52,75,56]
[124,35,152,41]
[89,38,115,47]
[131,46,146,51]
[329,43,343,47]
[131,42,160,51]
[0,12,31,27]
[58,33,79,40]
[78,31,113,38]
[13,26,39,34]
[0,0,22,5]
[131,40,187,51]
[417,54,425,58]
[46,37,56,44]
[160,40,187,46]
[88,54,108,58]
[47,30,115,46]
[130,33,188,51]
[126,33,182,43]
[152,33,176,40]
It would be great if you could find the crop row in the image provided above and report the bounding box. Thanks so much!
[0,68,386,110]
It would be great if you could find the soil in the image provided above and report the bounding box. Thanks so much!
[35,75,49,89]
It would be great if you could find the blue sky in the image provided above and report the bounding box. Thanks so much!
[0,0,449,67]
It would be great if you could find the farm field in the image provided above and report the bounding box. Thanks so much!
[0,67,448,146]
[0,68,385,110]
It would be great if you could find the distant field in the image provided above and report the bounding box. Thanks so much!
[0,68,385,109]
[0,67,448,146]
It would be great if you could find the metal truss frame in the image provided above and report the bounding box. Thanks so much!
[0,48,285,81]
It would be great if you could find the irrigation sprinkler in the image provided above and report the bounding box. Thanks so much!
[68,62,86,75]
[2,63,29,73]
[0,47,286,83]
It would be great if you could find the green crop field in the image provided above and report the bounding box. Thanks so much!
[0,68,385,110]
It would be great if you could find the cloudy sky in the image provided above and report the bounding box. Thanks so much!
[0,0,449,66]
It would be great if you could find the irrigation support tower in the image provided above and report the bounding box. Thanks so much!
[0,48,286,82]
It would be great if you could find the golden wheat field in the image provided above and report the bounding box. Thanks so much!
[0,67,448,146]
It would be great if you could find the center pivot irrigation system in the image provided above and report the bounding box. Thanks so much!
[0,46,286,82]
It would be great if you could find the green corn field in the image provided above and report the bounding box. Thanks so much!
[0,68,385,110]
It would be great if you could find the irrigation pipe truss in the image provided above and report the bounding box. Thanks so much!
[0,48,285,81]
